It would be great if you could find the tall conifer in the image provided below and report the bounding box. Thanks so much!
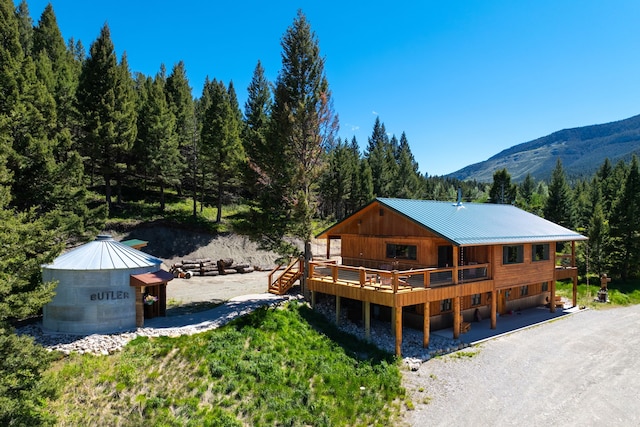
[270,10,338,281]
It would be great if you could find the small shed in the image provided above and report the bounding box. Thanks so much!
[42,234,172,334]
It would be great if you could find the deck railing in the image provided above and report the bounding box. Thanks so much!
[309,261,490,292]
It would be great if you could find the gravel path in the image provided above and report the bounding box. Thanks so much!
[403,304,640,426]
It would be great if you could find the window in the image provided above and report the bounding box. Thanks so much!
[520,286,529,297]
[386,243,417,260]
[542,282,549,292]
[440,298,452,312]
[533,244,550,262]
[503,245,524,264]
[471,293,482,306]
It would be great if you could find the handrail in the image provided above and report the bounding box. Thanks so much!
[309,260,491,292]
[269,257,303,294]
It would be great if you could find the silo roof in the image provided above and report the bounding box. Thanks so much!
[44,234,163,270]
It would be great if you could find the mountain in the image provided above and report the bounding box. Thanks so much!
[447,114,640,183]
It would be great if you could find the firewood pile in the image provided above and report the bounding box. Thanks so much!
[170,258,256,279]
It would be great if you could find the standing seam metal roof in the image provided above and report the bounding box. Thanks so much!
[375,198,587,246]
[44,235,162,270]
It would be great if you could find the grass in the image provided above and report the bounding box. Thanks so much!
[43,302,405,426]
[555,276,640,309]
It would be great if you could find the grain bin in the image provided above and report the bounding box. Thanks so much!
[42,234,163,334]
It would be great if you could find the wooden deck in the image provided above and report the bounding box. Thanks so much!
[308,258,577,357]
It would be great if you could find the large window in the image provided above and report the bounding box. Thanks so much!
[471,293,482,306]
[503,245,524,264]
[440,298,452,312]
[386,243,417,260]
[533,243,550,262]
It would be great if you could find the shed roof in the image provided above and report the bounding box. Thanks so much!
[44,235,163,270]
[319,198,587,246]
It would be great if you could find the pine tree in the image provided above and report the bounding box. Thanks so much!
[200,79,244,222]
[78,25,136,209]
[14,0,32,56]
[319,138,355,219]
[243,60,272,201]
[0,0,23,117]
[544,159,575,228]
[33,3,79,135]
[518,173,536,210]
[165,61,194,197]
[609,155,640,279]
[393,132,422,198]
[136,70,182,211]
[588,177,610,276]
[489,169,517,204]
[268,10,338,272]
[113,52,137,205]
[366,117,391,197]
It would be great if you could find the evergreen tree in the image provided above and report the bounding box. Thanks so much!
[588,177,610,276]
[393,132,422,198]
[78,24,136,210]
[544,159,575,228]
[200,79,244,222]
[165,61,194,197]
[243,60,272,201]
[366,117,391,197]
[136,70,182,211]
[0,0,22,117]
[14,0,32,56]
[609,155,640,279]
[113,52,137,205]
[489,168,516,204]
[518,173,536,209]
[319,138,355,219]
[33,3,79,136]
[268,10,338,271]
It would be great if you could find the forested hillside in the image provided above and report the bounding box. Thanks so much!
[449,114,640,182]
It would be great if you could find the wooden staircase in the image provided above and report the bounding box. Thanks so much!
[268,257,304,295]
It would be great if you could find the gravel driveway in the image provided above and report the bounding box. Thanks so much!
[403,304,640,426]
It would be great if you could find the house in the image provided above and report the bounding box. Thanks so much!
[308,197,587,356]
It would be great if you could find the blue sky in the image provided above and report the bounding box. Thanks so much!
[18,0,640,176]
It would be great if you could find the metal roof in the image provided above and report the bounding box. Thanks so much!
[378,198,587,246]
[44,234,163,270]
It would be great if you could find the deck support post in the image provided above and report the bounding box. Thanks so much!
[572,276,578,308]
[391,307,396,337]
[394,306,402,356]
[311,291,316,309]
[550,280,556,313]
[423,302,430,348]
[364,301,371,341]
[490,290,497,329]
[453,296,461,339]
[336,295,341,324]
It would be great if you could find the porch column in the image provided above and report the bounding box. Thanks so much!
[453,246,460,285]
[336,295,341,324]
[135,287,144,327]
[423,302,430,348]
[364,301,371,341]
[490,290,497,329]
[394,306,403,356]
[311,291,316,308]
[453,296,461,339]
[326,236,331,259]
[550,281,556,313]
[573,275,578,307]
